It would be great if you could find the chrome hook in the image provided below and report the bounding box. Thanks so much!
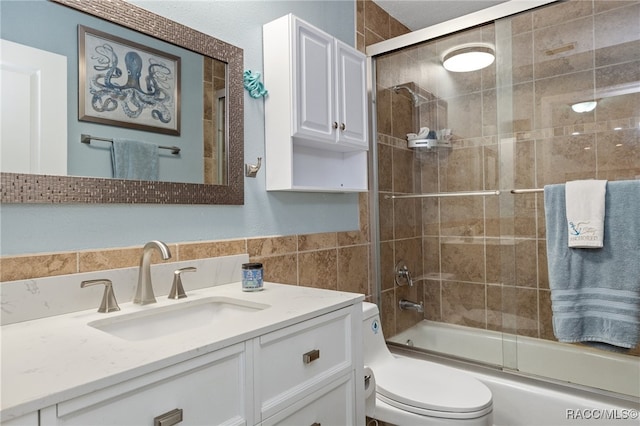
[245,157,262,178]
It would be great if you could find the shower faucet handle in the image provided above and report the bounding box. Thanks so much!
[395,260,414,287]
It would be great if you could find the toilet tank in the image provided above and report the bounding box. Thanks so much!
[362,302,394,366]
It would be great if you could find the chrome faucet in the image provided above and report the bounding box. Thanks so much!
[399,299,424,313]
[133,240,172,305]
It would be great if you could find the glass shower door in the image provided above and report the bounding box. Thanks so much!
[373,0,640,397]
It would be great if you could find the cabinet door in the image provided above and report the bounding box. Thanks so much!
[44,344,250,426]
[335,40,368,149]
[293,18,335,144]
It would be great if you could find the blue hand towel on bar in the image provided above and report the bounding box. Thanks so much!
[565,180,607,248]
[544,180,640,351]
[111,138,159,181]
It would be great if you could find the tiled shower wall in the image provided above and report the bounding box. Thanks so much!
[375,0,640,356]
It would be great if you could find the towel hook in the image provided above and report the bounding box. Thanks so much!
[245,157,262,178]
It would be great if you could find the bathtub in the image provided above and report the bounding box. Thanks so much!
[388,321,640,426]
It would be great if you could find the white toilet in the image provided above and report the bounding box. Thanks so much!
[362,302,494,425]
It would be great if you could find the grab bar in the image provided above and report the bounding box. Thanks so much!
[81,134,181,155]
[386,190,500,199]
[510,188,543,194]
[385,188,549,199]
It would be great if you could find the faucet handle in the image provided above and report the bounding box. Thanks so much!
[81,279,121,313]
[395,260,414,287]
[169,267,196,299]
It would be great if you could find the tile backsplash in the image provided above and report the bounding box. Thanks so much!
[1,212,373,320]
[1,254,248,325]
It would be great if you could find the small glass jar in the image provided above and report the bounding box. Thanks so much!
[242,262,264,291]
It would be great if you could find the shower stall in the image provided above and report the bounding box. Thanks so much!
[368,0,639,398]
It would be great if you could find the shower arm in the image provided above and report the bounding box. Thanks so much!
[392,85,422,107]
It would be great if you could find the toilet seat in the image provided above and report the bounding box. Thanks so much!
[373,357,493,420]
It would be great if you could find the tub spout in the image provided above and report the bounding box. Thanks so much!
[399,299,424,313]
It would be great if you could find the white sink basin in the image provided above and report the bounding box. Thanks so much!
[88,296,270,341]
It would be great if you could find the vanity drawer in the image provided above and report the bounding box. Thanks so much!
[254,307,353,420]
[42,343,250,426]
[260,373,355,426]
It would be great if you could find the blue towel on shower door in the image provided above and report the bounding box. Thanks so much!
[544,180,640,352]
[111,138,159,181]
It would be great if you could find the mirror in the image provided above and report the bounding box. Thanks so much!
[0,0,244,204]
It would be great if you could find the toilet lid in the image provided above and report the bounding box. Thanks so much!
[373,357,493,417]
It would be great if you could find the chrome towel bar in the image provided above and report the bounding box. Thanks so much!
[81,134,181,155]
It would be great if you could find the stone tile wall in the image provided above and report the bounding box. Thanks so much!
[374,0,640,356]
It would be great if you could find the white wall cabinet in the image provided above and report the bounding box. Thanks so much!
[36,305,362,426]
[263,14,368,192]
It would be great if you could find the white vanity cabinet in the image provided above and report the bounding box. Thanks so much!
[254,306,357,424]
[40,343,250,426]
[21,301,363,426]
[263,14,368,192]
[2,412,39,426]
[1,281,364,426]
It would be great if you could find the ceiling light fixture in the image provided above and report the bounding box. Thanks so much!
[571,101,597,113]
[442,43,495,72]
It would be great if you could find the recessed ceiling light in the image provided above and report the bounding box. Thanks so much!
[442,43,495,73]
[571,101,597,113]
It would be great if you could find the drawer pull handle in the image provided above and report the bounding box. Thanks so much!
[303,349,320,364]
[311,423,321,426]
[154,408,183,426]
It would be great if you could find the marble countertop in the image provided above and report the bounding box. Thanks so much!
[1,282,363,420]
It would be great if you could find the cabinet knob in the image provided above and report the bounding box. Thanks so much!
[303,349,320,364]
[333,122,338,129]
[154,408,183,426]
[340,123,346,131]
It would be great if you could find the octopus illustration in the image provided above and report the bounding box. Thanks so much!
[89,43,173,123]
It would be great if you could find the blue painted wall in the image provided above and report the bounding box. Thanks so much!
[0,0,360,256]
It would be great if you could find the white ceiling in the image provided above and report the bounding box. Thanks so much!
[374,0,509,31]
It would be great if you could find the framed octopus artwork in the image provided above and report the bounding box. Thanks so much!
[78,25,181,135]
